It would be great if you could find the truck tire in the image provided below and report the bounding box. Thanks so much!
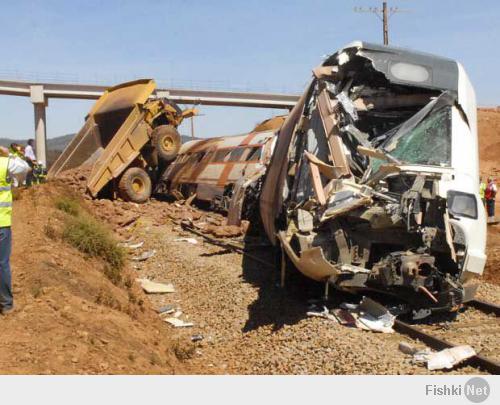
[152,125,181,162]
[118,167,152,203]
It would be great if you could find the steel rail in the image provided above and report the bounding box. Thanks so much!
[174,224,500,374]
[465,299,500,316]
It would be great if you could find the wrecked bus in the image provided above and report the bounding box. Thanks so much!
[259,42,486,314]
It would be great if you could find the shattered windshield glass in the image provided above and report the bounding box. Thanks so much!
[372,105,452,171]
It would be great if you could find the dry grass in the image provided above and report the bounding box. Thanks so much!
[62,213,125,272]
[55,196,81,216]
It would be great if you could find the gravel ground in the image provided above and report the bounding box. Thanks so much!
[124,216,498,375]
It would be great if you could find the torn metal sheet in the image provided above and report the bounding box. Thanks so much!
[278,232,339,282]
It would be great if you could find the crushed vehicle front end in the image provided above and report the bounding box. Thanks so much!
[260,42,486,314]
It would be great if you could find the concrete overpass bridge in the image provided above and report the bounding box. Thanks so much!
[0,79,300,165]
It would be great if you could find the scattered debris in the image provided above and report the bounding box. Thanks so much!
[156,304,176,314]
[136,278,175,294]
[356,297,395,333]
[131,250,156,261]
[334,297,395,333]
[426,345,476,371]
[118,241,144,250]
[174,237,198,245]
[399,341,476,371]
[191,334,204,342]
[164,318,194,328]
[306,306,339,323]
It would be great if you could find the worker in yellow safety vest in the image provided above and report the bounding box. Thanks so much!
[0,146,30,315]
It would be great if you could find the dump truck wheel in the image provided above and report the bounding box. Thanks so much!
[152,125,181,162]
[118,167,152,203]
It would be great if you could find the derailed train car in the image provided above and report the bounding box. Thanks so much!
[155,116,285,224]
[259,41,486,314]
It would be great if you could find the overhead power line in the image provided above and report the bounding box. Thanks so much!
[354,1,411,45]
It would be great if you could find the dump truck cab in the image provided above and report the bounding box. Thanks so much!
[49,79,195,202]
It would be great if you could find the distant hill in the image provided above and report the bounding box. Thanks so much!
[0,133,198,167]
[0,134,75,152]
[0,133,197,150]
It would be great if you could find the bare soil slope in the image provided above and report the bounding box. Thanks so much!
[478,109,500,285]
[0,184,187,374]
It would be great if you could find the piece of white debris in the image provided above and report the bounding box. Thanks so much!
[131,250,156,261]
[164,318,194,328]
[174,238,198,245]
[136,278,175,294]
[426,345,476,371]
[398,341,476,370]
[338,297,395,333]
[126,241,144,250]
[118,241,144,250]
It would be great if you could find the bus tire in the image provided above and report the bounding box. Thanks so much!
[152,125,181,162]
[118,167,152,203]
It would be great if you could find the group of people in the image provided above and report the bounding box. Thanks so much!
[480,177,497,220]
[8,140,47,186]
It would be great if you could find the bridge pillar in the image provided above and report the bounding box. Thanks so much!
[30,85,48,166]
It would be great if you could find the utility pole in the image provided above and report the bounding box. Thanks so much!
[382,1,388,46]
[354,1,410,45]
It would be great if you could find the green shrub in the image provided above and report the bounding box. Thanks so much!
[55,197,80,216]
[62,215,125,272]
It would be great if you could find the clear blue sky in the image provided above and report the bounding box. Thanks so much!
[0,0,499,140]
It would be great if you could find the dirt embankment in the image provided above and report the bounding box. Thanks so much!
[0,184,187,374]
[478,109,500,285]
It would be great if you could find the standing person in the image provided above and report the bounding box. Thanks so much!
[485,177,497,220]
[479,176,487,206]
[0,146,30,315]
[24,139,36,187]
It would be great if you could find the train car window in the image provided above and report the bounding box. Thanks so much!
[203,151,214,161]
[214,149,231,162]
[244,146,262,162]
[228,147,245,162]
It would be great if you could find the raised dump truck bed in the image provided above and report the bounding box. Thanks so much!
[49,79,195,202]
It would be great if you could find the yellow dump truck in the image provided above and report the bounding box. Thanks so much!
[49,79,196,202]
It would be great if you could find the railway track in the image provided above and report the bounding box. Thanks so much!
[181,221,500,374]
